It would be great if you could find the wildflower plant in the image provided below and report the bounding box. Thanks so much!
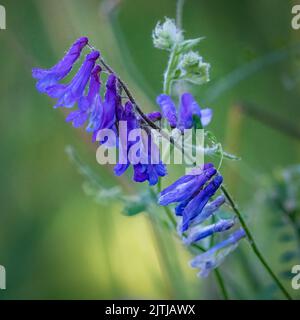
[32,4,293,299]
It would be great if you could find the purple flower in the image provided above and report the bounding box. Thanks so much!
[66,65,102,128]
[114,101,138,176]
[156,94,177,128]
[190,195,226,226]
[183,219,235,245]
[114,104,167,185]
[131,128,167,186]
[159,162,245,276]
[190,228,246,277]
[92,74,119,141]
[156,92,212,130]
[46,50,100,108]
[146,111,162,122]
[158,163,216,206]
[133,162,167,186]
[181,174,223,232]
[32,37,88,93]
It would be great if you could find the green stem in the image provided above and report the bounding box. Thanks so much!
[176,0,185,29]
[214,269,229,300]
[163,46,178,95]
[221,186,292,300]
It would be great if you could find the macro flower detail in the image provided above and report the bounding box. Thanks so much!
[32,37,89,93]
[158,163,245,277]
[46,50,100,108]
[156,92,212,130]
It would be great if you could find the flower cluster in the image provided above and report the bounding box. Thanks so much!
[156,92,212,130]
[158,163,246,277]
[32,37,166,185]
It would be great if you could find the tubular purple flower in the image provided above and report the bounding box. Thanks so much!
[46,50,100,108]
[32,37,89,93]
[114,101,138,176]
[190,228,246,277]
[156,94,177,128]
[92,74,119,137]
[190,195,226,226]
[133,162,167,186]
[177,93,194,130]
[132,129,167,185]
[156,92,212,129]
[158,165,217,206]
[66,65,102,128]
[181,174,223,232]
[183,219,235,245]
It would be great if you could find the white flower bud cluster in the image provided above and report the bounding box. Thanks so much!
[178,51,210,84]
[152,18,183,50]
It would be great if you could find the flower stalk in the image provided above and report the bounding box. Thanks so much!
[98,52,292,299]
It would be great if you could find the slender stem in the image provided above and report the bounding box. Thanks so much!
[99,55,292,300]
[221,186,292,300]
[163,46,178,95]
[214,269,229,300]
[176,0,185,29]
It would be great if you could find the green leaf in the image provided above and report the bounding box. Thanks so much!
[177,37,205,53]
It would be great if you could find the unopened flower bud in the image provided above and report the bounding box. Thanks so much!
[152,18,183,50]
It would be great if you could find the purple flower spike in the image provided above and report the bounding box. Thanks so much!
[32,37,89,93]
[66,65,102,128]
[156,94,177,128]
[46,50,100,108]
[181,174,223,232]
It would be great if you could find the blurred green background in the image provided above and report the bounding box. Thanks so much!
[0,0,300,299]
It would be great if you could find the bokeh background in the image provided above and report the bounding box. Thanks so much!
[0,0,300,299]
